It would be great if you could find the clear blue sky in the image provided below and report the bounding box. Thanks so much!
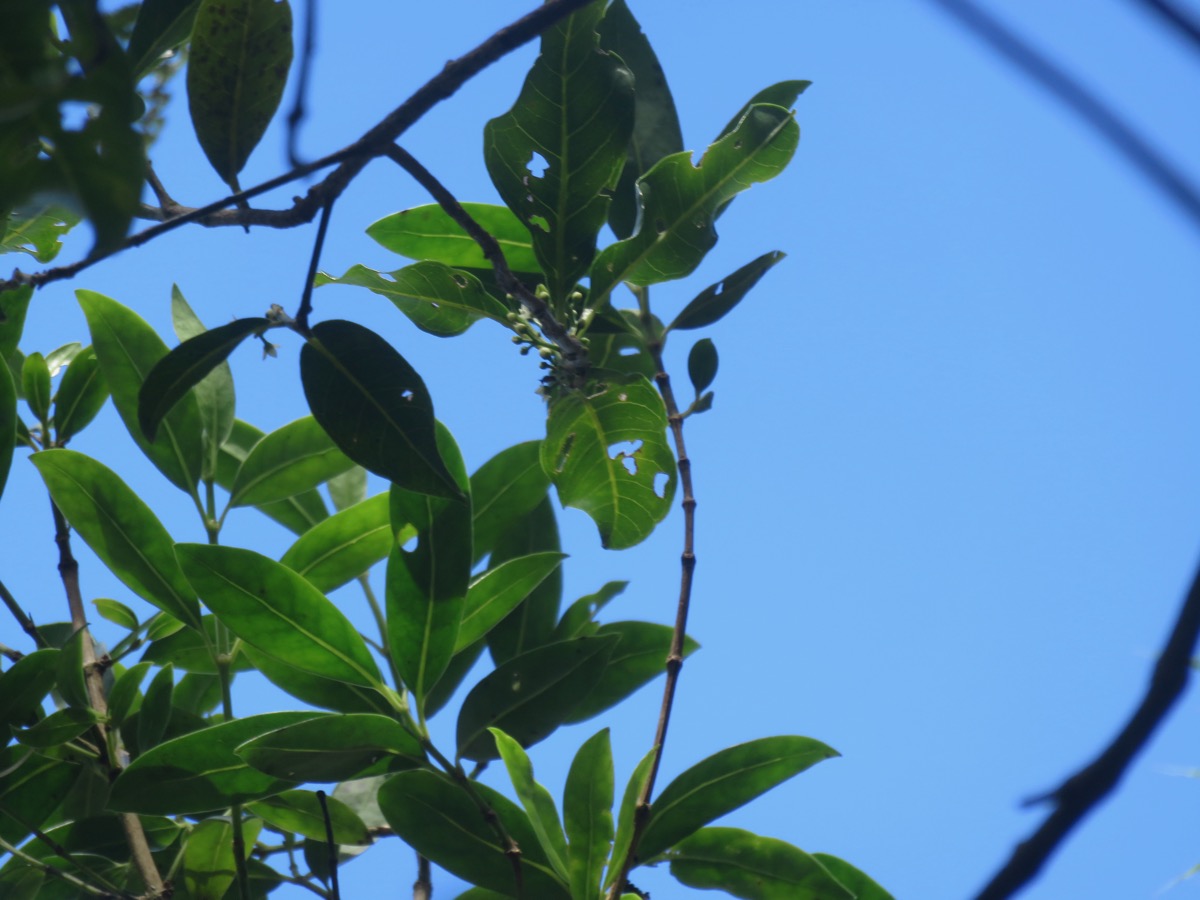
[6,2,1200,898]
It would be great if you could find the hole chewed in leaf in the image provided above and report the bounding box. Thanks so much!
[400,389,414,402]
[608,439,644,477]
[526,151,550,178]
[653,472,669,498]
[401,533,419,553]
[529,214,550,233]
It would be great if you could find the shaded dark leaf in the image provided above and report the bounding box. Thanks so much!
[670,251,785,332]
[53,345,109,442]
[687,338,718,396]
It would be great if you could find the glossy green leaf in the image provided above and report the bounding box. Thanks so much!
[301,319,460,499]
[327,465,367,511]
[171,287,238,480]
[20,351,50,421]
[457,552,566,652]
[177,543,383,687]
[565,728,614,900]
[317,261,510,338]
[0,360,14,503]
[93,597,138,631]
[14,707,100,749]
[183,816,263,900]
[78,290,203,493]
[457,635,619,761]
[553,581,627,641]
[0,204,81,263]
[598,0,684,240]
[32,449,201,628]
[44,342,82,376]
[0,649,59,727]
[487,496,563,664]
[424,638,485,719]
[542,374,676,549]
[55,626,89,710]
[173,672,223,717]
[668,828,854,899]
[53,346,109,442]
[0,748,76,846]
[378,769,570,899]
[228,415,354,508]
[492,728,570,879]
[589,105,799,306]
[106,660,151,728]
[811,854,896,900]
[669,251,785,332]
[248,790,371,845]
[143,615,252,674]
[187,0,293,187]
[109,712,319,814]
[604,747,656,891]
[128,0,201,77]
[715,81,811,143]
[687,338,718,396]
[217,418,329,534]
[240,643,395,716]
[470,440,551,564]
[367,203,541,273]
[236,713,423,783]
[484,0,634,301]
[566,622,698,724]
[638,737,839,861]
[280,493,396,593]
[137,663,175,751]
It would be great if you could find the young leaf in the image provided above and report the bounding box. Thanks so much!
[470,440,551,564]
[327,465,367,511]
[32,449,201,629]
[687,338,718,396]
[248,790,371,845]
[44,342,82,375]
[811,853,896,900]
[53,346,109,442]
[20,351,50,421]
[457,552,567,652]
[484,0,635,301]
[456,635,619,761]
[93,597,138,630]
[377,769,570,899]
[638,737,840,861]
[715,80,812,143]
[669,251,785,332]
[542,374,676,549]
[565,728,615,900]
[127,0,202,78]
[491,728,570,879]
[236,714,424,782]
[217,418,329,533]
[176,543,383,688]
[109,712,322,814]
[486,496,563,664]
[589,105,799,307]
[139,316,266,442]
[187,0,293,188]
[183,816,263,900]
[300,319,461,499]
[316,262,510,337]
[280,492,395,593]
[667,827,854,899]
[604,747,656,891]
[598,0,685,240]
[228,415,354,508]
[366,203,541,274]
[78,290,203,493]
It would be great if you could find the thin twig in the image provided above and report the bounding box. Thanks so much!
[605,324,698,899]
[0,578,48,649]
[413,853,433,900]
[972,556,1200,899]
[1131,0,1200,52]
[294,201,334,334]
[287,0,318,167]
[0,833,122,898]
[382,144,587,381]
[926,0,1200,233]
[0,0,594,296]
[317,790,340,900]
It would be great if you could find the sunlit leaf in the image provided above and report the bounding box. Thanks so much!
[327,465,367,511]
[492,727,570,880]
[457,552,566,652]
[604,747,656,891]
[811,853,896,900]
[280,492,396,593]
[715,80,811,143]
[470,440,550,564]
[228,415,354,508]
[240,644,395,716]
[21,351,50,422]
[171,287,238,479]
[0,204,81,263]
[217,418,329,533]
[183,816,263,900]
[53,346,109,442]
[563,728,614,900]
[366,203,541,274]
[236,714,423,783]
[669,251,785,332]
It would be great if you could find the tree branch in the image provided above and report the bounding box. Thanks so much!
[0,0,595,296]
[287,0,318,167]
[294,200,334,334]
[1131,0,1200,53]
[0,578,48,650]
[972,556,1200,899]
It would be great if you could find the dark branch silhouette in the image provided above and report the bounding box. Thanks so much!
[287,0,318,167]
[1132,0,1200,52]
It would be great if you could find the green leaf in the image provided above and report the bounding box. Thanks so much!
[470,440,551,564]
[300,319,460,499]
[491,728,570,880]
[565,728,614,900]
[589,104,799,306]
[553,581,626,641]
[667,828,854,899]
[53,346,109,442]
[0,361,14,504]
[14,707,101,749]
[32,449,201,628]
[217,418,329,533]
[456,635,618,761]
[0,204,81,263]
[604,747,656,891]
[0,287,33,363]
[44,342,82,376]
[565,621,698,724]
[228,415,354,508]
[811,854,896,900]
[171,287,239,480]
[669,251,785,332]
[176,543,383,688]
[183,816,263,900]
[424,638,485,719]
[542,374,676,549]
[280,492,396,593]
[366,203,541,274]
[638,737,840,861]
[327,465,367,511]
[20,351,50,421]
[486,496,562,664]
[378,769,570,899]
[0,748,76,846]
[240,643,395,716]
[55,626,89,710]
[484,0,635,301]
[236,714,423,783]
[187,0,293,187]
[139,316,265,443]
[127,0,201,78]
[597,0,684,240]
[0,648,60,727]
[457,552,567,653]
[93,597,138,630]
[78,290,203,493]
[143,615,253,674]
[687,338,718,396]
[715,81,811,143]
[137,663,175,751]
[248,790,371,845]
[106,660,151,728]
[109,712,319,814]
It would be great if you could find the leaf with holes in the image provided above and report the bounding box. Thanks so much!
[670,251,785,332]
[367,203,541,274]
[589,104,798,307]
[301,320,460,500]
[228,416,354,508]
[280,493,397,593]
[316,262,510,337]
[542,374,676,550]
[484,0,634,301]
[187,0,293,187]
[1,204,81,263]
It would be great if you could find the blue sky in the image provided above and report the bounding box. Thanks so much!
[5,1,1200,898]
